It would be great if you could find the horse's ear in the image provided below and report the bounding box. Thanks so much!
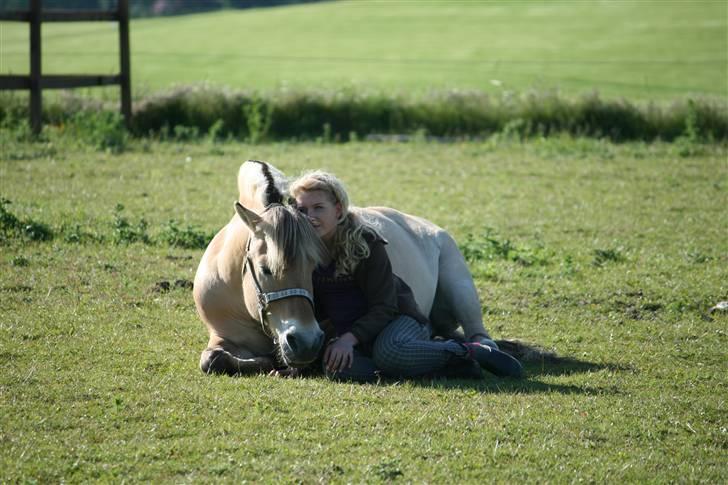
[234,202,263,232]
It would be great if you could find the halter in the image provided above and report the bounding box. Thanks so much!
[242,233,315,339]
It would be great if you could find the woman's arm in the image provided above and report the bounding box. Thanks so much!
[349,239,399,345]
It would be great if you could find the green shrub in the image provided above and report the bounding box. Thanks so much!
[243,96,273,143]
[3,86,727,143]
[111,204,150,244]
[592,247,626,267]
[157,220,211,249]
[60,223,100,244]
[67,110,127,152]
[460,230,552,267]
[0,198,53,243]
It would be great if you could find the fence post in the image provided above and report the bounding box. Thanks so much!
[118,0,132,128]
[30,0,42,135]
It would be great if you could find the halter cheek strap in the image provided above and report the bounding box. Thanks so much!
[243,239,315,338]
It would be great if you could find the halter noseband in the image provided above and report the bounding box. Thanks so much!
[243,233,315,339]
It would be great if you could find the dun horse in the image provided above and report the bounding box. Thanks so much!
[194,160,494,374]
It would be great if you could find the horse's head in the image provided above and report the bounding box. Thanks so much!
[235,201,327,367]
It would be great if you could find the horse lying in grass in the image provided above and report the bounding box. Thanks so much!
[193,160,499,375]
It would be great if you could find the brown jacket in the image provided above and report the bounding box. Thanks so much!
[349,237,429,344]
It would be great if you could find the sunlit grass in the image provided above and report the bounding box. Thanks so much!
[1,137,726,481]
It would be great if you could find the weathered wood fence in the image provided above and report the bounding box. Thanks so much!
[0,0,131,134]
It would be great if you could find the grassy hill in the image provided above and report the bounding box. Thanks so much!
[1,0,726,100]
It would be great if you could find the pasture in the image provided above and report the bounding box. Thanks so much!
[1,0,726,100]
[1,136,726,482]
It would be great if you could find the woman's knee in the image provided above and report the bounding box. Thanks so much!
[372,341,410,374]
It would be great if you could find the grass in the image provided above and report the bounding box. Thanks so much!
[0,135,726,482]
[1,0,726,100]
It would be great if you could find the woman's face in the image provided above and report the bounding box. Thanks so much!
[295,190,342,243]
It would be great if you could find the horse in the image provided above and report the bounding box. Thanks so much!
[194,160,493,375]
[193,197,328,374]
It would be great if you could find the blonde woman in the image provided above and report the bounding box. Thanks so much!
[289,171,523,382]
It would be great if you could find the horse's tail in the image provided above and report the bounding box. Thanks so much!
[238,160,289,211]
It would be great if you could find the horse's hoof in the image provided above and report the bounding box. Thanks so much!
[200,348,229,374]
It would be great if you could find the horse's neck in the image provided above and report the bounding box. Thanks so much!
[217,216,251,285]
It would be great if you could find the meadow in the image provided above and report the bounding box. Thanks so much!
[1,136,726,482]
[1,0,727,482]
[1,0,726,100]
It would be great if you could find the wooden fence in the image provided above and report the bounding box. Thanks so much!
[0,0,131,134]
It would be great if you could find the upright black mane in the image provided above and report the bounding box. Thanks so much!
[248,160,283,206]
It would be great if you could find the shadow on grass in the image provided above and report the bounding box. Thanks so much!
[403,376,618,396]
[388,340,632,395]
[521,355,633,378]
[495,338,634,377]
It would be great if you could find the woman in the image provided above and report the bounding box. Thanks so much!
[289,170,523,382]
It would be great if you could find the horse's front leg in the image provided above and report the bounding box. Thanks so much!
[200,337,275,375]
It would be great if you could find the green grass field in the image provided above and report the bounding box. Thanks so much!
[1,137,726,482]
[1,0,726,100]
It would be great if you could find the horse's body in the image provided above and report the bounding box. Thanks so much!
[194,160,489,374]
[351,206,485,340]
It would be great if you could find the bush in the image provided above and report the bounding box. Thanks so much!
[67,110,128,152]
[0,198,53,243]
[3,87,727,143]
[157,220,211,249]
[111,204,150,244]
[130,87,728,142]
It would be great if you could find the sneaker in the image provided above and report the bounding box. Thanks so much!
[463,342,524,378]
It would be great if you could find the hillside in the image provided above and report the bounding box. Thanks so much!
[1,0,726,100]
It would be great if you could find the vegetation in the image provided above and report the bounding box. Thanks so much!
[2,87,726,144]
[1,137,726,482]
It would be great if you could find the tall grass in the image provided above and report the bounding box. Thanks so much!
[1,87,726,143]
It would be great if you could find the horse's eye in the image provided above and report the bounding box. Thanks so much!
[260,265,273,276]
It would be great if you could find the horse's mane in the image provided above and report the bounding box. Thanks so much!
[260,204,327,277]
[238,160,288,210]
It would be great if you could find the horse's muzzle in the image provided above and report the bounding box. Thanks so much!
[279,326,324,367]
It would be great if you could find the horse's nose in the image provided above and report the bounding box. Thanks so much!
[284,326,324,356]
[314,330,324,350]
[285,329,300,353]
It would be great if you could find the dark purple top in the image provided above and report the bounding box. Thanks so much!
[312,261,368,337]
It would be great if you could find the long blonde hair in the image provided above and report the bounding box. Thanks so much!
[289,171,380,276]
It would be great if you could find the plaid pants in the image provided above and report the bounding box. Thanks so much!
[325,315,467,382]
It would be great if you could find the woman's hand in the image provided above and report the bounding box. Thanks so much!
[324,332,358,372]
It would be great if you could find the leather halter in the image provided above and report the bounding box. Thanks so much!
[242,225,315,339]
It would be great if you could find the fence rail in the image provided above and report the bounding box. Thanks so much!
[0,10,120,22]
[0,0,131,134]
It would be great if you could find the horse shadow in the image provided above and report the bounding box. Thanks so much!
[494,339,634,377]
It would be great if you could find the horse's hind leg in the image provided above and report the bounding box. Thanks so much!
[200,336,275,375]
[432,232,492,341]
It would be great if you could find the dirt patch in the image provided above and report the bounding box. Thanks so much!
[151,279,193,293]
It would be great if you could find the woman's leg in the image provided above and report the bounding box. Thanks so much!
[373,315,469,378]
